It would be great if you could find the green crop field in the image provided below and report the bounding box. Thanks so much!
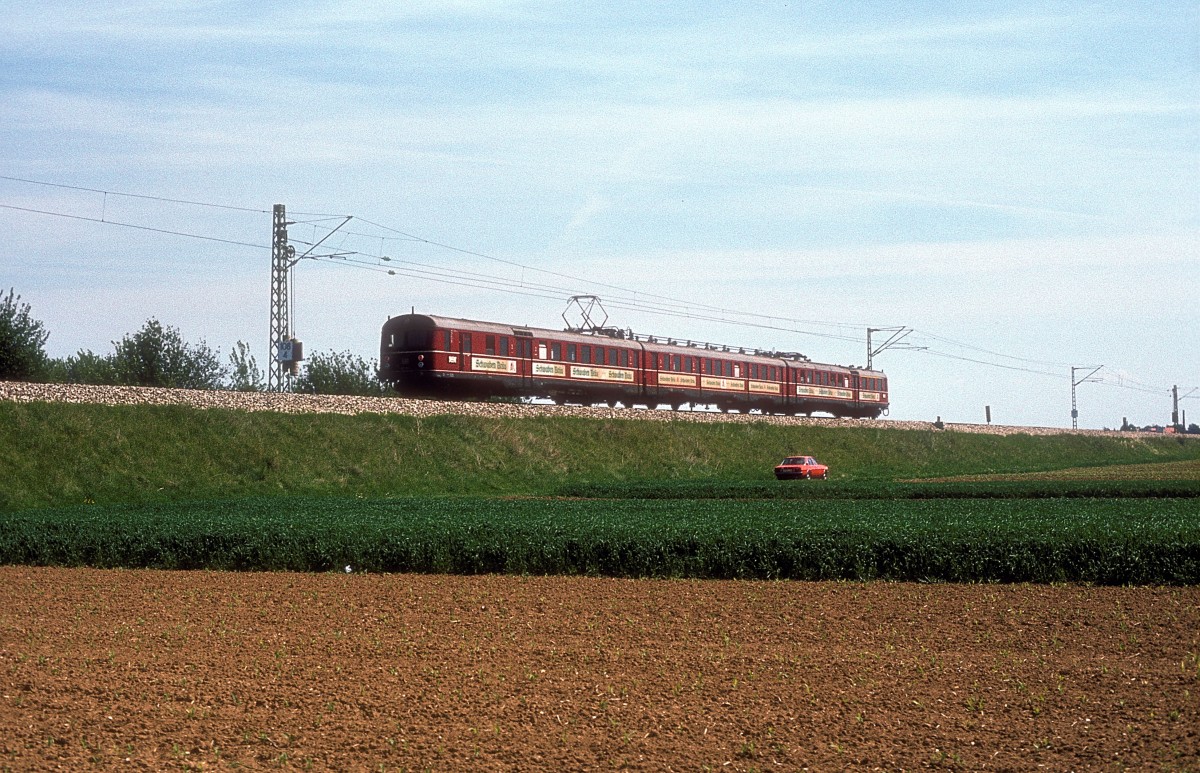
[1,399,1198,583]
[2,496,1196,584]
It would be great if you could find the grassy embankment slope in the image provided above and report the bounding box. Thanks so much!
[2,400,1199,511]
[3,401,1199,581]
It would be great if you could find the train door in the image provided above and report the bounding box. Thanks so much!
[458,331,471,371]
[521,337,534,386]
[636,343,649,399]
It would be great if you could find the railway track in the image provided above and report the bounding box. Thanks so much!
[0,380,1173,439]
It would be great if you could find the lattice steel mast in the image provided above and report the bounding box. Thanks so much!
[268,204,298,392]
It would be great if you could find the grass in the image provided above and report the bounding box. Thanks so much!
[3,399,1198,583]
[2,400,1198,511]
[912,458,1200,482]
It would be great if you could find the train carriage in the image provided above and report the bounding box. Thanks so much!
[380,313,888,418]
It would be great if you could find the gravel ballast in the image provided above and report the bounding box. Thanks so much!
[3,380,1180,440]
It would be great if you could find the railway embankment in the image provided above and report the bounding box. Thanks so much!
[0,380,1179,438]
[3,380,1198,512]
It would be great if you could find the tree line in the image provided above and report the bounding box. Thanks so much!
[0,288,385,396]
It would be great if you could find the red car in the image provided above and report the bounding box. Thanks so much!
[774,455,829,480]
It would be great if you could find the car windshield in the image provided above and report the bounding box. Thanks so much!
[781,457,804,465]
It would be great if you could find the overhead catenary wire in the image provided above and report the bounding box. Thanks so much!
[0,202,269,250]
[1,178,1190,397]
[350,217,870,334]
[0,174,345,218]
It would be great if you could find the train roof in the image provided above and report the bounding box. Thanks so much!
[385,313,885,376]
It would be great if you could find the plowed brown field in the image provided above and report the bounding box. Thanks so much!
[1,568,1197,771]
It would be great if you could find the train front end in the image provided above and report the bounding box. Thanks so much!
[380,314,443,395]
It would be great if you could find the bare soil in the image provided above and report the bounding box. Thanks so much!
[1,568,1197,771]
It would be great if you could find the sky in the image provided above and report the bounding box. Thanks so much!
[1,1,1197,428]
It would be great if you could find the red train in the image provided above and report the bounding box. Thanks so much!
[380,313,889,418]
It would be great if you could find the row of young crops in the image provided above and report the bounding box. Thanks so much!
[2,495,1196,584]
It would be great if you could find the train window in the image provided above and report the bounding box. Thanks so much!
[389,334,395,347]
[608,348,616,366]
[499,336,509,356]
[672,355,680,372]
[462,334,472,353]
[567,344,576,362]
[582,346,592,364]
[442,330,451,351]
[551,343,561,360]
[619,349,628,367]
[485,335,496,355]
